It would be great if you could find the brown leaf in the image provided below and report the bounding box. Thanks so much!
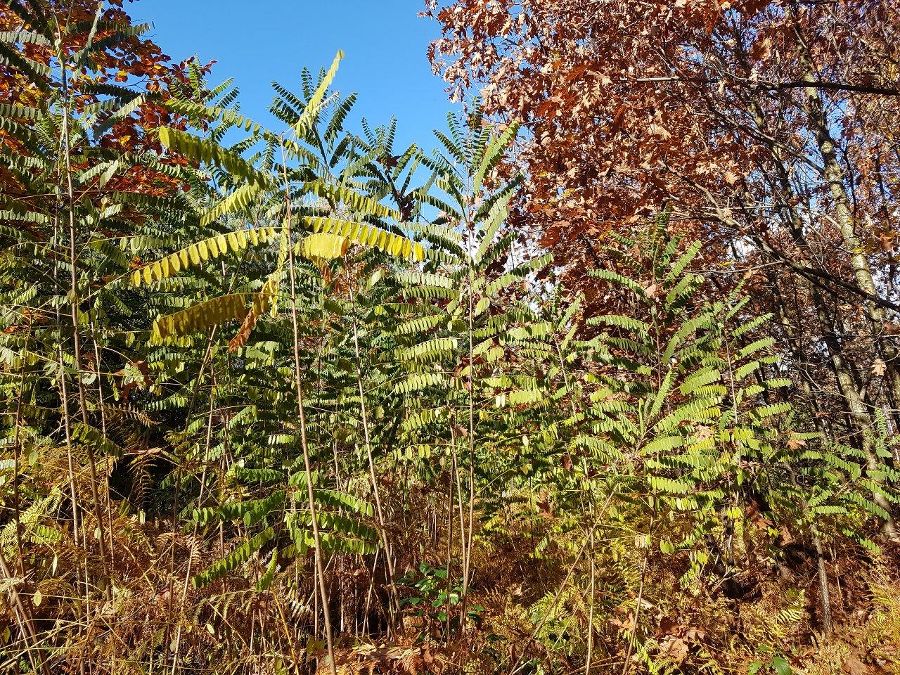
[786,434,807,450]
[778,526,794,546]
[842,654,870,675]
[659,637,689,664]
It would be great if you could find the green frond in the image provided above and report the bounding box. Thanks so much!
[733,360,761,381]
[474,193,511,265]
[396,313,444,336]
[589,314,650,333]
[305,179,402,221]
[679,368,721,396]
[199,183,263,226]
[648,475,697,495]
[473,122,520,195]
[151,293,250,343]
[664,273,701,309]
[752,402,792,419]
[398,337,458,363]
[0,102,43,121]
[130,227,277,287]
[158,127,274,188]
[589,268,645,295]
[737,337,776,360]
[194,526,275,587]
[166,99,266,137]
[393,372,450,395]
[664,241,702,283]
[293,50,343,138]
[72,423,123,457]
[0,39,51,83]
[654,400,720,433]
[324,92,357,143]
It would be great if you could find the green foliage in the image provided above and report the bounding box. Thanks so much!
[130,227,278,287]
[0,8,895,673]
[574,223,797,558]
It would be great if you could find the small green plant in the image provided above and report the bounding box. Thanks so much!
[400,563,456,622]
[749,646,792,675]
[399,562,485,628]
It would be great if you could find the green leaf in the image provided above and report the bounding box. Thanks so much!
[130,227,276,287]
[771,655,792,675]
[158,127,273,188]
[151,294,250,343]
[293,51,343,137]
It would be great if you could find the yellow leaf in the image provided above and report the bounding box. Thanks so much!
[366,226,379,246]
[227,231,241,251]
[302,233,348,260]
[218,233,231,253]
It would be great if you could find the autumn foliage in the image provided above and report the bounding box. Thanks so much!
[0,1,898,673]
[0,0,208,203]
[428,0,900,501]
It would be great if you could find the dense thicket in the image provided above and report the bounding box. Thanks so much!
[426,0,900,528]
[0,1,897,674]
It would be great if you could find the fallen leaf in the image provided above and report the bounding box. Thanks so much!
[842,655,869,675]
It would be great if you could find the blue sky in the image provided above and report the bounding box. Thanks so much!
[129,1,453,153]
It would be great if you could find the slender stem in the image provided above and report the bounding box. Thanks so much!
[350,287,400,623]
[461,220,476,629]
[57,21,108,573]
[812,526,833,635]
[169,366,218,675]
[281,143,337,673]
[586,531,595,675]
[0,549,49,675]
[621,540,650,675]
[12,331,30,576]
[445,453,455,638]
